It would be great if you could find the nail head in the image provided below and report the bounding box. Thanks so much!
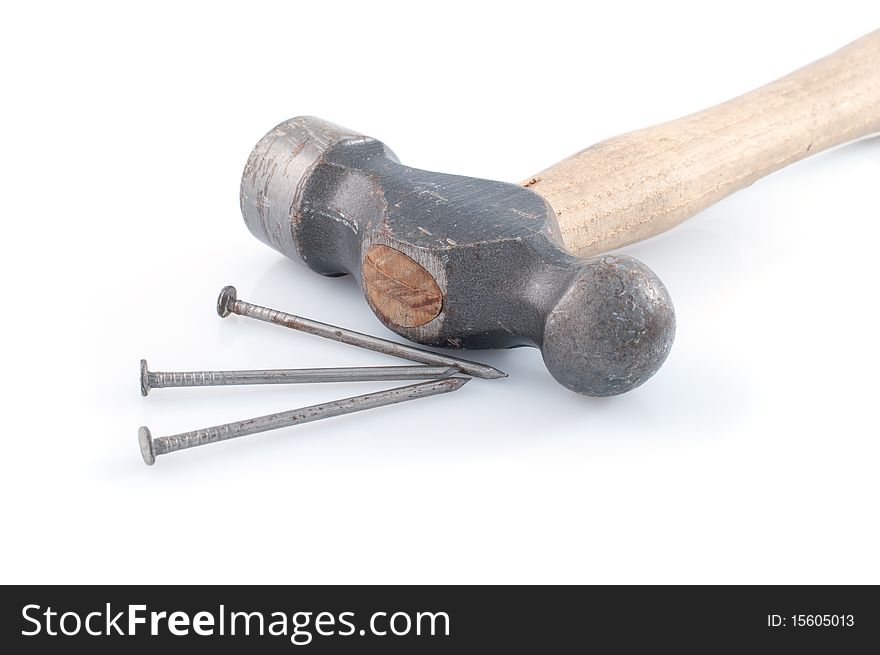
[217,285,238,318]
[140,359,150,397]
[138,426,156,465]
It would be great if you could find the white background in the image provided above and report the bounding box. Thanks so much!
[1,1,878,584]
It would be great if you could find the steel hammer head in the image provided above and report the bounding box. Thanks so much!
[240,117,675,396]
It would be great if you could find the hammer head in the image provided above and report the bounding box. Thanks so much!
[240,117,675,396]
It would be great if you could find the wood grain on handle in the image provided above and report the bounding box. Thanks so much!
[523,30,880,257]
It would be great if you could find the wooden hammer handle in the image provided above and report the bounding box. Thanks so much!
[523,30,880,257]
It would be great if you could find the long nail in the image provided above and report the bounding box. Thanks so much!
[138,376,469,465]
[140,359,456,396]
[216,286,506,380]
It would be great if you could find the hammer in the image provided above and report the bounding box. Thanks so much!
[239,31,879,396]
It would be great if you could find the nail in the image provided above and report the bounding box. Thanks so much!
[140,359,456,396]
[216,286,506,380]
[138,376,469,465]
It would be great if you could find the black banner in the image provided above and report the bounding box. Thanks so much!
[1,585,875,652]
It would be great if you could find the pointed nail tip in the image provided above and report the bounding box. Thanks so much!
[445,377,471,390]
[476,368,507,379]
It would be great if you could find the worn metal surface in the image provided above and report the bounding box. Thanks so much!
[217,286,506,380]
[139,359,456,395]
[138,377,469,465]
[240,117,675,396]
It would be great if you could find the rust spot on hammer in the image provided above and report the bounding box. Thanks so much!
[363,244,443,328]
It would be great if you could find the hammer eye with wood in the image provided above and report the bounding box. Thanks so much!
[139,31,879,463]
